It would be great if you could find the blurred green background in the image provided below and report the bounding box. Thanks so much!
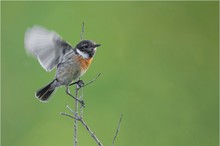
[1,2,219,146]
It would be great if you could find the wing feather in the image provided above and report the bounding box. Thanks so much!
[24,26,73,71]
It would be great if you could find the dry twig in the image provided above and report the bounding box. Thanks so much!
[61,111,103,146]
[111,114,123,146]
[74,86,79,146]
[80,22,84,41]
[61,74,103,146]
[84,73,101,87]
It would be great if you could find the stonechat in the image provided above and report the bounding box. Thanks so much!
[24,26,100,105]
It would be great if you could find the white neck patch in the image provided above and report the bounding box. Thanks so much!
[76,49,89,59]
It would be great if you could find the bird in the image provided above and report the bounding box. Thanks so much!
[24,26,100,106]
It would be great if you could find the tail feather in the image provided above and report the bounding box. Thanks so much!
[35,80,56,102]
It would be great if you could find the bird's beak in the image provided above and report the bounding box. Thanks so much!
[93,44,101,48]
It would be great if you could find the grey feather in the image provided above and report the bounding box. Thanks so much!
[24,26,73,71]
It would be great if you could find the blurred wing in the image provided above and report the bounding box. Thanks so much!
[24,26,73,71]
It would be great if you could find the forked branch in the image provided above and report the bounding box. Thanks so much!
[61,111,103,146]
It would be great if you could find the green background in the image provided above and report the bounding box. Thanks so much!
[1,2,219,146]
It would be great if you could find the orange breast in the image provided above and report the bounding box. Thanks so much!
[77,56,93,71]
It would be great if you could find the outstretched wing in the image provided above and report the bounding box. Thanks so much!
[24,26,73,71]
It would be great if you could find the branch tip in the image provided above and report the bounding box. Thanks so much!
[60,112,75,119]
[80,22,85,41]
[111,113,123,146]
[66,104,75,113]
[84,73,101,87]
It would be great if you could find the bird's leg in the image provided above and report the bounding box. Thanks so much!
[66,86,85,107]
[69,80,85,88]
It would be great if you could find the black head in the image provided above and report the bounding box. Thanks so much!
[76,40,101,58]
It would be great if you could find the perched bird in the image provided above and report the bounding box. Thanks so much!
[24,26,100,105]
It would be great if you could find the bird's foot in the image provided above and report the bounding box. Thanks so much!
[69,80,84,88]
[79,100,85,108]
[76,80,84,88]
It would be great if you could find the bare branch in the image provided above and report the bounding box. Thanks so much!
[80,22,85,41]
[60,112,76,119]
[62,78,124,146]
[61,111,103,146]
[111,114,123,146]
[74,86,79,146]
[84,73,101,87]
[66,104,75,113]
[78,118,103,146]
